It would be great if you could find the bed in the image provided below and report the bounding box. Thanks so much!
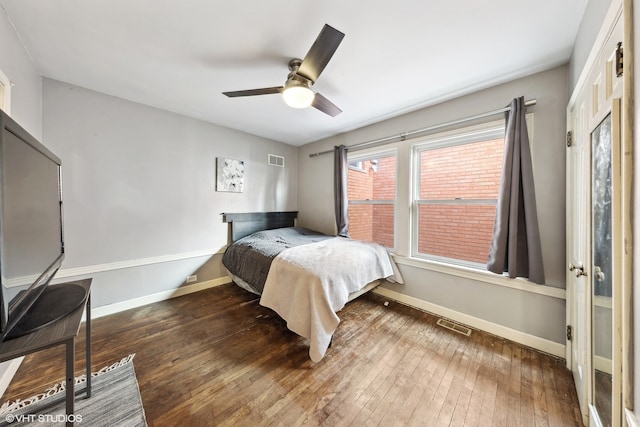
[221,211,402,362]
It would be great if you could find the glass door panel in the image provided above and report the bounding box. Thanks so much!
[591,113,613,427]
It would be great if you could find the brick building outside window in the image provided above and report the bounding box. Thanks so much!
[414,135,504,266]
[347,152,396,248]
[346,121,507,269]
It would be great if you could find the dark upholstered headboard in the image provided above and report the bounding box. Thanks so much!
[222,211,298,242]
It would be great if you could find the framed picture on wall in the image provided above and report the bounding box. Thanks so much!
[216,157,245,192]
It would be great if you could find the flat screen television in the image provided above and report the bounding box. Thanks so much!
[0,108,86,341]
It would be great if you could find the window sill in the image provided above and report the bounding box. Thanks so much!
[390,254,566,300]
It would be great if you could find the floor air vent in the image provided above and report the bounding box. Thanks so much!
[436,318,472,336]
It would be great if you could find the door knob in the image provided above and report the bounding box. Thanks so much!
[569,263,587,277]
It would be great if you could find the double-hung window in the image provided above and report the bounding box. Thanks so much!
[412,122,505,268]
[347,150,397,249]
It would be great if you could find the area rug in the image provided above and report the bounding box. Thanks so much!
[0,354,147,427]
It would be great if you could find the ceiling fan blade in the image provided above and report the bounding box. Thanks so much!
[223,86,283,97]
[297,24,345,83]
[312,93,342,117]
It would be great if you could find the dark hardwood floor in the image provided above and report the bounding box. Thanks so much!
[3,283,583,426]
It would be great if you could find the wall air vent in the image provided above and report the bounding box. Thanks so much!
[268,154,285,167]
[436,318,472,336]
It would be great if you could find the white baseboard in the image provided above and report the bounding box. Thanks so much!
[0,357,24,399]
[593,354,612,375]
[91,276,232,319]
[373,286,565,358]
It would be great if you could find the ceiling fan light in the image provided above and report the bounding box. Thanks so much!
[282,83,315,109]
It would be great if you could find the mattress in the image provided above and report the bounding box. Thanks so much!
[221,226,332,294]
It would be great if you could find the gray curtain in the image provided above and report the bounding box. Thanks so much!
[334,145,349,237]
[487,97,545,284]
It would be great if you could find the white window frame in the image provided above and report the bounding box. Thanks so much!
[411,120,506,269]
[0,70,11,115]
[347,148,398,250]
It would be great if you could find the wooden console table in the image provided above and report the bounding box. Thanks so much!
[0,279,92,427]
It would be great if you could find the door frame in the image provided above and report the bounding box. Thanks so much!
[0,69,10,115]
[566,0,633,424]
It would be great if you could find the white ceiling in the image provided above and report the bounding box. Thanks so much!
[0,0,587,146]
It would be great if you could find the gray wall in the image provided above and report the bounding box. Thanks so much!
[0,4,44,394]
[42,79,298,308]
[298,65,569,344]
[569,0,611,88]
[0,5,42,138]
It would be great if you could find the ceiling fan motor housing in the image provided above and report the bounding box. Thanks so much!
[287,59,312,87]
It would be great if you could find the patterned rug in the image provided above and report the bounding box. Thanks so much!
[0,354,146,427]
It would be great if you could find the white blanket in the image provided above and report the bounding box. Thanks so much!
[259,237,401,362]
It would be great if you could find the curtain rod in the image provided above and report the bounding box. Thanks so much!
[309,98,536,158]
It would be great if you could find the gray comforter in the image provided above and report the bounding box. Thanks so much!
[221,227,332,294]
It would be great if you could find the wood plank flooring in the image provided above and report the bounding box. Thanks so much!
[3,283,583,426]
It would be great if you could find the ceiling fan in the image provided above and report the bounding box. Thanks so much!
[222,24,345,117]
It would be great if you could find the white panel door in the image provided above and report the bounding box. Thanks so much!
[567,3,624,425]
[567,99,590,425]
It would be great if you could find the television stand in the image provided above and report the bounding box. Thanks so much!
[0,279,92,427]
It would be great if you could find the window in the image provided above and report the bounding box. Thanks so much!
[347,151,396,248]
[412,123,505,267]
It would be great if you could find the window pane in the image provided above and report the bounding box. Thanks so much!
[419,138,503,200]
[417,203,496,263]
[348,203,394,248]
[347,153,396,248]
[348,155,396,201]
